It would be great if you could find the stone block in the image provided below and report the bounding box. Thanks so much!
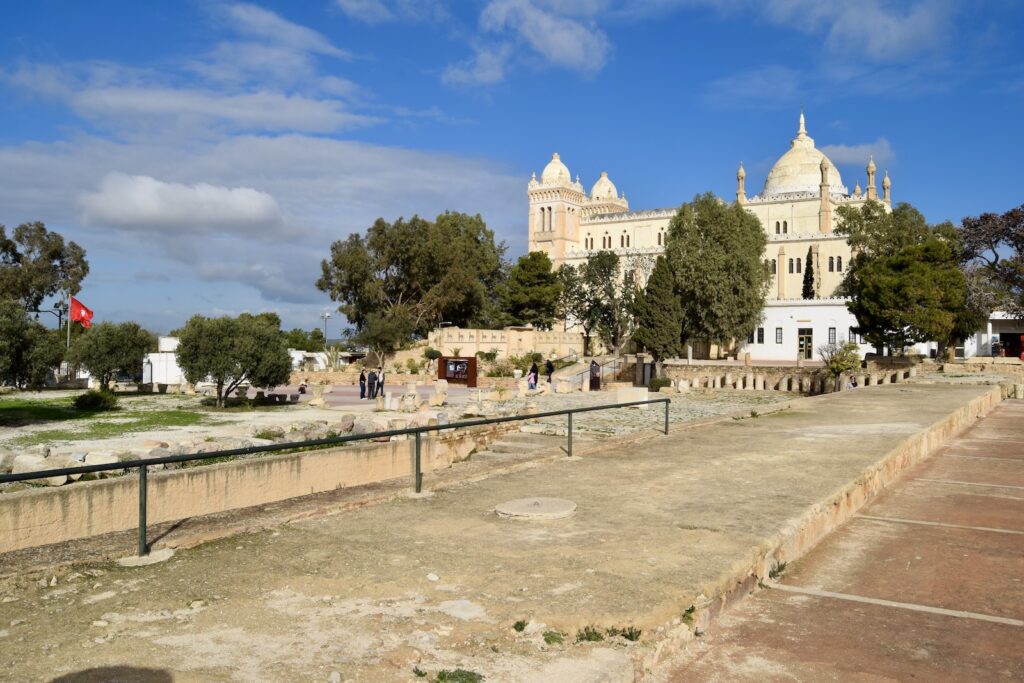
[0,449,16,474]
[1014,384,1024,400]
[13,455,67,486]
[555,380,574,394]
[616,386,649,408]
[335,414,355,433]
[399,394,419,413]
[428,392,446,407]
[435,379,448,393]
[744,373,754,390]
[374,396,386,411]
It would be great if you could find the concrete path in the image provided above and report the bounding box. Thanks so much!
[0,384,1004,682]
[665,399,1024,682]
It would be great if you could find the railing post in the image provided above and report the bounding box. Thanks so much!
[664,400,670,435]
[414,431,422,493]
[567,412,573,457]
[138,464,148,556]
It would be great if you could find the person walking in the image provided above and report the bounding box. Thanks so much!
[528,362,538,390]
[589,359,601,391]
[367,368,377,400]
[375,366,386,398]
[358,368,367,400]
[545,359,554,385]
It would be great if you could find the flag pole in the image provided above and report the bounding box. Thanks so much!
[66,291,72,349]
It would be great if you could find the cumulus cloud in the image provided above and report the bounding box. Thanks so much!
[80,173,286,236]
[820,138,894,167]
[703,65,804,109]
[443,44,513,86]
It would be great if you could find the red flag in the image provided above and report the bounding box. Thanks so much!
[70,297,94,329]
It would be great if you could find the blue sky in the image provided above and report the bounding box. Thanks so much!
[1,0,1022,334]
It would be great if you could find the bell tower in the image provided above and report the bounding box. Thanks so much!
[528,152,585,266]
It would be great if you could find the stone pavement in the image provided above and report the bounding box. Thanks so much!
[0,383,1004,682]
[665,399,1024,682]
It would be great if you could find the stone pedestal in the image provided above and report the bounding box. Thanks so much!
[744,373,754,390]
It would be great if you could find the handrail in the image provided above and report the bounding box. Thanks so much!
[1,398,671,557]
[570,356,624,385]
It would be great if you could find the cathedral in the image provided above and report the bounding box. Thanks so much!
[527,113,895,361]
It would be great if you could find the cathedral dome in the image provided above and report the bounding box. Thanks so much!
[590,171,618,200]
[761,113,848,197]
[540,152,571,185]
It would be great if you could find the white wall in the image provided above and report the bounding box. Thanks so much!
[737,299,875,362]
[144,352,183,385]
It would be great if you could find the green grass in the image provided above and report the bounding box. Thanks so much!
[434,670,484,683]
[575,625,605,643]
[0,396,82,427]
[10,410,215,446]
[542,630,565,645]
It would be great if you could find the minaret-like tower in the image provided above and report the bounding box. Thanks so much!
[736,162,746,205]
[818,156,832,234]
[866,156,877,201]
[528,152,585,265]
[882,171,892,206]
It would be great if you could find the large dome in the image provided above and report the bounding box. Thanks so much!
[590,171,618,200]
[761,114,848,197]
[540,152,571,185]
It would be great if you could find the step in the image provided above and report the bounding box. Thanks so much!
[488,441,546,454]
[502,432,565,446]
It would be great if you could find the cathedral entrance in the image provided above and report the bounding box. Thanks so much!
[798,328,814,360]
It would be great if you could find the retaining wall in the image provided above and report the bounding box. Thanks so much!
[0,426,509,554]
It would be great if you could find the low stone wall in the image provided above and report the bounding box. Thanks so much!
[663,364,917,395]
[290,370,435,386]
[0,425,513,554]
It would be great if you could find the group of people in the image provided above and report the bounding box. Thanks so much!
[526,359,556,390]
[358,366,387,400]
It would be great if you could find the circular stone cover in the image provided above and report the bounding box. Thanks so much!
[494,497,577,520]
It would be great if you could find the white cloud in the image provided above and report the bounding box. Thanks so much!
[226,3,350,59]
[334,0,448,24]
[335,0,394,23]
[481,0,611,75]
[71,86,377,133]
[442,44,513,86]
[80,173,286,236]
[820,138,894,167]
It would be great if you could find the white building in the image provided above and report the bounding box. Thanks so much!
[143,336,185,385]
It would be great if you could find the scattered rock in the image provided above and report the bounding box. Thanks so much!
[141,440,168,449]
[426,573,439,582]
[335,414,355,433]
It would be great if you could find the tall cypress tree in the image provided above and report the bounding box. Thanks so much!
[633,255,682,375]
[802,246,815,299]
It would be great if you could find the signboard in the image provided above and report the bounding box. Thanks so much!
[438,356,477,388]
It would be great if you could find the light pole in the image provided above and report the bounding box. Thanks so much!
[319,311,332,349]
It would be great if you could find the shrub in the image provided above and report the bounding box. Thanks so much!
[406,358,422,374]
[423,347,442,361]
[74,389,118,411]
[486,360,515,377]
[575,625,605,643]
[543,630,565,645]
[476,349,498,362]
[649,377,672,392]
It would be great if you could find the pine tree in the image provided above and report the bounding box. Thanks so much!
[633,256,683,374]
[802,246,815,299]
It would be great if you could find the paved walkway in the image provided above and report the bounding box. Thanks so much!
[666,399,1024,682]
[0,384,1005,681]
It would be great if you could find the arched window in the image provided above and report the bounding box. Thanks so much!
[836,256,843,271]
[620,235,625,248]
[828,256,835,272]
[626,235,630,247]
[796,257,802,273]
[657,232,662,246]
[775,221,780,234]
[783,220,788,234]
[771,259,777,274]
[788,258,794,274]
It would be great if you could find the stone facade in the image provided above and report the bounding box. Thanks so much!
[426,325,583,360]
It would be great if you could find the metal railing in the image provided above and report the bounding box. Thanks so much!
[0,398,670,557]
[571,356,626,387]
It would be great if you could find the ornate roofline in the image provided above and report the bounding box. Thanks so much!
[583,208,676,224]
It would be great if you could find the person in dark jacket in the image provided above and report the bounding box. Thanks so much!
[358,368,367,399]
[545,359,555,385]
[367,368,377,399]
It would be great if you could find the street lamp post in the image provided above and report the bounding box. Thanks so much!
[319,311,332,350]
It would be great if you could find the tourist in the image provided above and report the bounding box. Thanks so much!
[589,360,601,391]
[528,362,538,390]
[376,366,386,398]
[367,368,377,399]
[358,368,367,399]
[545,359,555,385]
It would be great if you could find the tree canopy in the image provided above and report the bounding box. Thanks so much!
[0,300,64,389]
[557,250,640,355]
[960,203,1024,317]
[501,251,562,329]
[0,222,89,310]
[175,314,292,407]
[317,212,505,357]
[69,321,155,388]
[632,255,683,369]
[802,246,815,299]
[283,327,326,351]
[837,201,987,354]
[666,193,771,350]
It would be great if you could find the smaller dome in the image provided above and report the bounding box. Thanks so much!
[590,171,618,200]
[854,182,862,196]
[541,152,571,185]
[737,163,745,179]
[867,156,876,173]
[882,171,891,188]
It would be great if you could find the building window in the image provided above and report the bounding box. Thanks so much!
[776,327,783,344]
[620,235,625,247]
[626,235,630,247]
[747,331,755,344]
[828,327,836,344]
[657,232,662,246]
[771,259,777,274]
[775,221,780,234]
[796,257,802,273]
[837,256,843,271]
[849,328,857,342]
[788,258,794,274]
[828,256,835,272]
[783,220,788,233]
[757,327,764,344]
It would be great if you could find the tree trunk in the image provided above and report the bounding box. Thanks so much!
[216,380,225,408]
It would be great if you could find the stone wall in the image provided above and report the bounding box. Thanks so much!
[662,363,918,394]
[0,425,514,554]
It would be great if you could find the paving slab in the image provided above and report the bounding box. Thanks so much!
[0,384,1002,682]
[664,399,1024,682]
